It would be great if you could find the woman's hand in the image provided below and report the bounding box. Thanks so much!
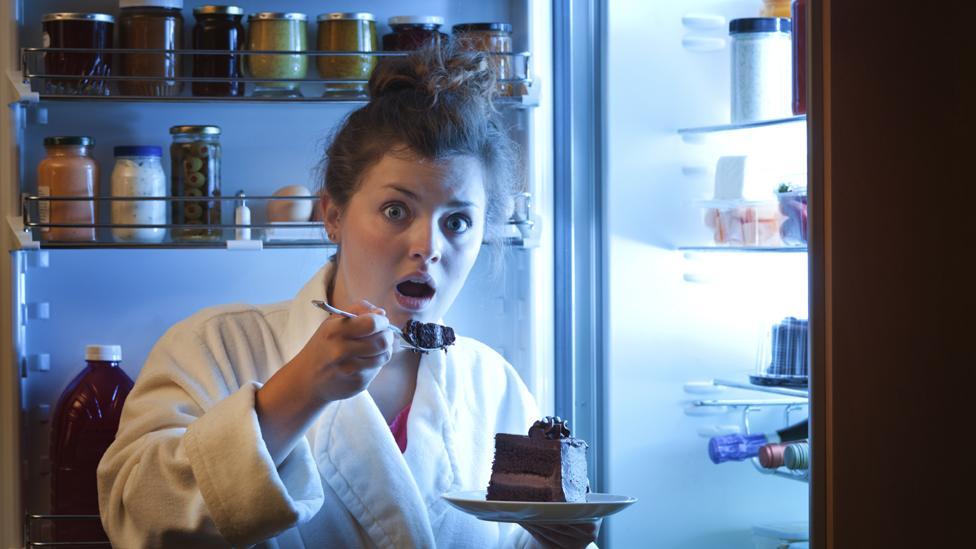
[521,519,601,549]
[296,300,394,403]
[256,300,393,465]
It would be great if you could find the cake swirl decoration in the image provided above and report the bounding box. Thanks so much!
[528,416,571,440]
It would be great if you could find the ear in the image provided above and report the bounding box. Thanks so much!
[321,193,342,243]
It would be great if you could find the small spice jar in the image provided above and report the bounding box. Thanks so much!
[192,5,245,97]
[246,12,308,97]
[117,0,184,97]
[37,136,98,242]
[170,126,221,240]
[41,13,114,95]
[729,17,792,123]
[452,23,515,96]
[111,146,167,243]
[382,16,446,51]
[316,12,378,98]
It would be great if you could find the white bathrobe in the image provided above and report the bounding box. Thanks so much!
[97,264,548,549]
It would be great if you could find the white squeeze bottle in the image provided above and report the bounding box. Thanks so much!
[234,190,251,240]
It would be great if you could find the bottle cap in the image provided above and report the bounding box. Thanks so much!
[42,13,115,23]
[193,5,244,16]
[114,146,162,157]
[119,0,183,10]
[389,15,443,27]
[784,442,810,470]
[452,22,512,33]
[729,17,791,35]
[169,125,221,135]
[86,344,122,362]
[318,12,375,22]
[43,136,94,146]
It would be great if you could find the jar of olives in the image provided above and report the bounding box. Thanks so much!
[169,125,221,240]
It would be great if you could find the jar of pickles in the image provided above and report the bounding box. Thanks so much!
[192,5,245,97]
[41,13,114,95]
[170,126,221,240]
[317,13,378,98]
[452,23,517,96]
[246,12,307,97]
[382,16,446,51]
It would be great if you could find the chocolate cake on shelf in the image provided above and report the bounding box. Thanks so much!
[486,416,589,502]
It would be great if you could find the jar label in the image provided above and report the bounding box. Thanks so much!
[38,186,50,232]
[42,32,50,48]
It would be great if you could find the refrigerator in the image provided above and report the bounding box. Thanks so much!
[1,0,814,547]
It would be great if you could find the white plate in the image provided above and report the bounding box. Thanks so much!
[442,490,637,524]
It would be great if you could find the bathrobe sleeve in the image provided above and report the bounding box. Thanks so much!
[97,309,325,549]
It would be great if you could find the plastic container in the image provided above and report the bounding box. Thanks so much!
[111,145,167,242]
[170,125,221,240]
[383,16,447,51]
[316,12,378,98]
[50,345,134,545]
[37,136,98,242]
[702,199,784,246]
[41,13,114,95]
[776,185,808,245]
[754,316,809,386]
[730,18,792,123]
[246,12,308,97]
[117,0,184,97]
[192,5,245,97]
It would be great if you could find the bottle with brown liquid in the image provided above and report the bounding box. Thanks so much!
[50,345,133,544]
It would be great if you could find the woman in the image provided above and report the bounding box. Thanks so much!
[97,46,599,548]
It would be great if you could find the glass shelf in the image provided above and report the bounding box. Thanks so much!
[712,377,808,398]
[677,115,806,136]
[679,245,807,254]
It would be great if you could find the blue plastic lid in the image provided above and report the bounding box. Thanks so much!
[114,146,162,157]
[730,17,791,35]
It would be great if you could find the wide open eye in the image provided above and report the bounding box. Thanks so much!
[383,203,408,222]
[444,213,472,234]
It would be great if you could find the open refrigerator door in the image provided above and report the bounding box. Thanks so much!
[0,1,553,547]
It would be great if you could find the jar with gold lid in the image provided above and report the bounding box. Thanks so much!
[246,12,308,97]
[316,12,378,98]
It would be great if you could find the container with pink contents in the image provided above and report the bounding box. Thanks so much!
[775,184,807,245]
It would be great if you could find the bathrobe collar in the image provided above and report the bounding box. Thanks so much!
[279,263,456,548]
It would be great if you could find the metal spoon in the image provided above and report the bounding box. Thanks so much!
[310,299,442,353]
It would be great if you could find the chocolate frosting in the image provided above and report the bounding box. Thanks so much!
[528,416,571,440]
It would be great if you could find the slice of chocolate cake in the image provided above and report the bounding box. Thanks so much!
[401,320,456,353]
[486,416,589,502]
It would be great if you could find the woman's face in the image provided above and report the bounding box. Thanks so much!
[324,151,487,328]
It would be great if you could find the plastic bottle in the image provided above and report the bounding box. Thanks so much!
[708,419,807,464]
[234,190,251,240]
[50,345,134,544]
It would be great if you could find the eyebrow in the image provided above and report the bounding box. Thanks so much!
[384,184,481,209]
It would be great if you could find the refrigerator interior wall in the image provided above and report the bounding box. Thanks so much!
[606,1,809,547]
[6,0,553,536]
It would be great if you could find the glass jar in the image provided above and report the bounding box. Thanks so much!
[791,0,807,115]
[729,17,792,123]
[452,23,516,96]
[117,0,184,97]
[317,12,378,98]
[760,0,792,17]
[246,12,308,97]
[41,13,114,95]
[111,146,167,243]
[382,16,446,51]
[170,126,221,240]
[192,5,245,97]
[37,136,97,242]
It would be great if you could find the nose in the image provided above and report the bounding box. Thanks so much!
[409,218,442,264]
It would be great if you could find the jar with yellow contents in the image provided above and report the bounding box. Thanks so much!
[170,125,221,240]
[316,12,378,98]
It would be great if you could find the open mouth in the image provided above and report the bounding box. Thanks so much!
[396,280,436,299]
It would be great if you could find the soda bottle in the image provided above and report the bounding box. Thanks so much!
[50,344,133,544]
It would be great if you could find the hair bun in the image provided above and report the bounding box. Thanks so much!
[368,42,498,110]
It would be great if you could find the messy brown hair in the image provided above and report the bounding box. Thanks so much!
[321,42,520,247]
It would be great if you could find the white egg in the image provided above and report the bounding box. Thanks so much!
[267,185,314,222]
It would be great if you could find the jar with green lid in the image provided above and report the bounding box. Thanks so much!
[316,12,377,98]
[170,125,221,240]
[453,23,517,96]
[246,12,307,97]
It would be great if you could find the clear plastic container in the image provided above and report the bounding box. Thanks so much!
[702,199,784,246]
[776,185,807,245]
[754,316,809,386]
[730,18,792,123]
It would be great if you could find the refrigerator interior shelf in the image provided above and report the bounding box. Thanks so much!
[677,115,806,137]
[19,48,536,107]
[679,246,807,254]
[712,377,809,398]
[742,404,810,483]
